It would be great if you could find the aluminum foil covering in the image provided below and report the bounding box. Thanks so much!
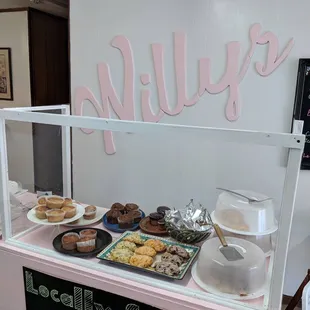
[165,199,213,232]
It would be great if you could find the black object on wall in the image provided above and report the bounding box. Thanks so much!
[293,58,310,169]
[23,267,159,310]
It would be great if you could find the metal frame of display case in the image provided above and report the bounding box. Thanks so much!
[0,105,305,310]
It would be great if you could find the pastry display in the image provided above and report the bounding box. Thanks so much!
[127,210,142,223]
[157,206,171,216]
[111,203,125,213]
[37,197,47,206]
[46,196,64,209]
[83,205,97,220]
[97,232,200,280]
[62,205,77,218]
[61,232,80,250]
[76,237,96,253]
[34,205,49,219]
[144,239,166,252]
[125,203,139,212]
[46,209,66,223]
[149,213,164,226]
[79,229,97,240]
[106,209,121,224]
[135,246,157,257]
[63,198,73,207]
[118,214,134,229]
[129,255,153,268]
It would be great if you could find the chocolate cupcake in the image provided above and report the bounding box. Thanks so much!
[107,209,121,224]
[149,212,164,226]
[118,214,134,229]
[125,203,139,213]
[157,206,171,216]
[111,203,125,214]
[128,210,142,223]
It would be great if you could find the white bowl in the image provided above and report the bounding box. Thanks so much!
[195,237,266,296]
[213,190,278,235]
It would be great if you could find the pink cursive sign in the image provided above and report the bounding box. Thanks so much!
[74,23,294,154]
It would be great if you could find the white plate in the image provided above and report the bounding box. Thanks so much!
[64,207,107,227]
[27,203,85,226]
[191,262,266,301]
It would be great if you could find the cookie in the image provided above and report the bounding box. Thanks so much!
[161,252,183,266]
[167,245,190,260]
[135,246,157,257]
[144,239,166,253]
[110,248,133,263]
[115,241,137,252]
[154,261,180,276]
[123,233,145,245]
[129,254,153,268]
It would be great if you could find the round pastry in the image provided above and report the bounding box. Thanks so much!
[134,246,157,257]
[129,254,153,268]
[106,209,121,224]
[61,232,80,250]
[46,209,65,223]
[34,205,49,219]
[79,229,97,240]
[61,205,77,218]
[154,261,180,276]
[127,210,142,223]
[125,203,139,213]
[123,233,145,245]
[76,237,96,253]
[161,252,183,266]
[83,205,97,220]
[144,239,166,252]
[167,245,190,260]
[149,212,164,226]
[115,241,137,252]
[46,196,64,209]
[111,203,125,214]
[37,197,47,206]
[63,198,73,207]
[110,248,133,263]
[118,214,134,229]
[157,206,171,216]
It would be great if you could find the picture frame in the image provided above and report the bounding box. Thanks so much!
[292,58,310,169]
[0,48,13,101]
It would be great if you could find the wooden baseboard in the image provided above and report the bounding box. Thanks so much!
[283,294,302,308]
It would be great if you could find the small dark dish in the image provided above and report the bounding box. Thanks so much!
[53,228,112,258]
[139,217,168,235]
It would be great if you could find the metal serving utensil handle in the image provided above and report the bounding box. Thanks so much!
[213,224,227,247]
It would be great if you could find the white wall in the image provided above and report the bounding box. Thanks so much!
[0,11,34,190]
[70,0,310,296]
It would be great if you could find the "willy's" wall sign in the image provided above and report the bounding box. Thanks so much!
[23,267,158,310]
[75,24,293,155]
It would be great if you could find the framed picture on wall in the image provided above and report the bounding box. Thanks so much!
[0,48,13,101]
[292,58,310,169]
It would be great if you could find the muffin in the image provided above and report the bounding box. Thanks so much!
[76,237,96,253]
[125,203,139,213]
[34,205,49,219]
[149,212,164,226]
[111,203,125,214]
[127,210,142,223]
[106,209,121,224]
[118,214,134,229]
[61,205,77,218]
[61,232,80,250]
[37,197,47,206]
[83,205,97,220]
[46,196,64,209]
[79,229,97,240]
[46,209,65,223]
[63,198,73,207]
[157,206,171,216]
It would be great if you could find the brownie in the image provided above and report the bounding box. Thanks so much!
[118,214,134,229]
[157,206,171,216]
[111,203,125,214]
[125,203,139,213]
[149,212,164,226]
[106,209,121,224]
[128,210,142,223]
